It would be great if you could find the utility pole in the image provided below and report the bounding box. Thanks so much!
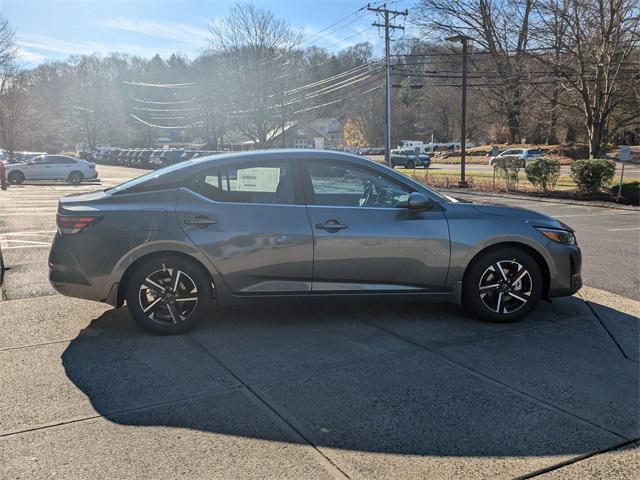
[369,3,407,167]
[446,34,472,187]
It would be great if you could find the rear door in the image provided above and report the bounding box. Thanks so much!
[302,159,450,292]
[176,158,314,294]
[49,155,76,179]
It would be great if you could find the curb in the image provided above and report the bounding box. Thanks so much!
[438,188,640,211]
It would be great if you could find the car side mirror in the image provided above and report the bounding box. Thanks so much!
[407,192,433,211]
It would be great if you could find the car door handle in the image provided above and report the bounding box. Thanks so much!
[183,216,217,227]
[315,220,348,232]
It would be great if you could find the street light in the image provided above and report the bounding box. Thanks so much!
[446,34,472,188]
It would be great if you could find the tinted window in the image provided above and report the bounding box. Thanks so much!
[307,161,410,208]
[191,161,295,205]
[528,149,542,155]
[50,156,76,164]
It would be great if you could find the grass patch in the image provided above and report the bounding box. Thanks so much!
[393,167,639,204]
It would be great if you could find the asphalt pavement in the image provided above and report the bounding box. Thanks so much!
[0,164,638,479]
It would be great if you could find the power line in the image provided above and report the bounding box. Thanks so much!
[123,81,195,88]
[133,98,195,105]
[129,113,204,129]
[303,3,369,45]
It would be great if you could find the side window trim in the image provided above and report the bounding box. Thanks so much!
[300,159,414,208]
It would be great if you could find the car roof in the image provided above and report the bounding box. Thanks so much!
[187,149,374,167]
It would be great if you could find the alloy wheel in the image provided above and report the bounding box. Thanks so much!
[138,267,199,325]
[478,260,532,314]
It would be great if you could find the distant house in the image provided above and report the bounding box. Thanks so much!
[309,118,344,149]
[227,118,345,150]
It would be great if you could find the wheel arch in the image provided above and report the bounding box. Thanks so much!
[116,250,216,307]
[461,241,551,301]
[8,169,25,180]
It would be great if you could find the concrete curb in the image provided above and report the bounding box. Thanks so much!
[438,188,640,211]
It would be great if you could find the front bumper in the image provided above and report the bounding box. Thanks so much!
[547,244,582,297]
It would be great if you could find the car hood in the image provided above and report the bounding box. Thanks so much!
[470,203,573,231]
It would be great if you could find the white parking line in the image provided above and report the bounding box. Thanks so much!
[0,244,51,250]
[607,227,640,231]
[3,231,56,236]
[553,211,639,218]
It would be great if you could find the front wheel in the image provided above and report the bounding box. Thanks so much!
[463,248,543,322]
[126,255,213,335]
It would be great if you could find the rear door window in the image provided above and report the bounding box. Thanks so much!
[191,161,295,205]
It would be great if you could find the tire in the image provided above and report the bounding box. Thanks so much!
[125,254,213,335]
[68,171,84,185]
[463,247,543,322]
[8,171,24,185]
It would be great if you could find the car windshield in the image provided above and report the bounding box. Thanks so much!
[105,159,196,194]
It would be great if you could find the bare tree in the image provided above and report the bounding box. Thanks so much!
[0,14,15,72]
[208,2,302,146]
[66,55,127,150]
[532,0,640,157]
[414,0,534,143]
[0,66,29,158]
[0,14,21,157]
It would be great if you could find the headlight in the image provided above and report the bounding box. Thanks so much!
[536,227,576,245]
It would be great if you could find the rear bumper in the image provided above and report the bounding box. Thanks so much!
[48,232,113,303]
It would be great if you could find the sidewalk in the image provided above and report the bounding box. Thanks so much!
[0,286,637,479]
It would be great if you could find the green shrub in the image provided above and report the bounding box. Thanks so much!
[493,156,522,190]
[570,159,616,194]
[525,157,561,193]
[610,181,639,205]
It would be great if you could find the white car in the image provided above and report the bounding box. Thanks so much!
[489,148,543,166]
[6,154,98,185]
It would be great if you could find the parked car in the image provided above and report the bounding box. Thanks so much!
[137,150,152,168]
[390,149,431,168]
[150,149,185,168]
[6,154,98,185]
[489,148,543,166]
[49,150,581,335]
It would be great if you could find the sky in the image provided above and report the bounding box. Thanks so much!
[1,0,414,67]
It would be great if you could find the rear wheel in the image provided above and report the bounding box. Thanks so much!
[68,171,84,185]
[463,248,543,322]
[8,171,24,185]
[126,255,212,335]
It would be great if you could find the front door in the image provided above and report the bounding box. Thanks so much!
[303,160,450,292]
[176,159,313,294]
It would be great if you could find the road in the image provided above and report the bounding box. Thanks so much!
[0,164,638,479]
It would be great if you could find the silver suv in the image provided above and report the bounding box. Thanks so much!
[49,150,581,334]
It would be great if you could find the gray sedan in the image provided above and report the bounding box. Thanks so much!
[49,150,582,334]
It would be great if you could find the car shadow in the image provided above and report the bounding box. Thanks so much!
[61,299,638,459]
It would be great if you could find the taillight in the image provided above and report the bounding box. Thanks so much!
[56,214,100,234]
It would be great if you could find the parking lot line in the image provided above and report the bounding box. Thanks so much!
[607,227,640,231]
[0,244,51,250]
[554,211,639,218]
